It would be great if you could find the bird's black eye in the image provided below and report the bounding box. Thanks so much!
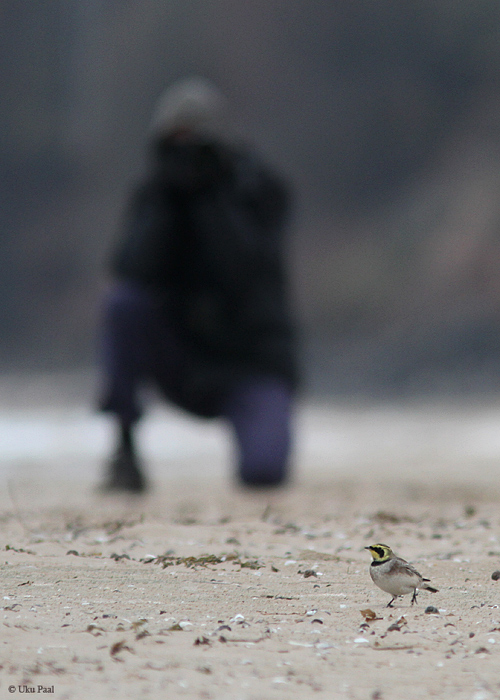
[373,546,386,558]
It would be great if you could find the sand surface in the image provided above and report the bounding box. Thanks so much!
[1,373,500,699]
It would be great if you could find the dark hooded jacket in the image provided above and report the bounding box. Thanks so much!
[110,136,298,415]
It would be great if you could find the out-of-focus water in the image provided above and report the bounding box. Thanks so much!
[1,372,500,489]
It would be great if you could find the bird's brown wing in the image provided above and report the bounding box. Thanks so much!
[389,558,422,579]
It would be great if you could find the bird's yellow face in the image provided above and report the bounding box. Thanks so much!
[365,544,394,561]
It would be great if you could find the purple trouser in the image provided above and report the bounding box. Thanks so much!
[99,282,293,484]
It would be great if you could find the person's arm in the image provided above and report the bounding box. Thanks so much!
[110,182,174,288]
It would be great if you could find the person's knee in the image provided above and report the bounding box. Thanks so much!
[237,425,291,485]
[224,375,293,486]
[238,453,290,486]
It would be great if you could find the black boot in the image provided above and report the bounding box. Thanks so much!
[99,423,147,493]
[99,447,147,493]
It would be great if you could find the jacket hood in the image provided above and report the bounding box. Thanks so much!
[149,77,229,140]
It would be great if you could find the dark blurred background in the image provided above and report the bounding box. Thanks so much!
[3,1,500,399]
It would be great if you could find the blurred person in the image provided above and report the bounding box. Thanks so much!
[97,77,299,493]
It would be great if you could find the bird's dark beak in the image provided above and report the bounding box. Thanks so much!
[364,546,371,550]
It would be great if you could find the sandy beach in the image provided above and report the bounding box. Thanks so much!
[1,373,500,699]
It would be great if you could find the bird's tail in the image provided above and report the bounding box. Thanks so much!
[422,580,438,593]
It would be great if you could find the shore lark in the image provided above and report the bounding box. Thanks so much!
[365,543,438,607]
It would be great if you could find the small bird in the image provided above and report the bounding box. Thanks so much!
[365,543,438,607]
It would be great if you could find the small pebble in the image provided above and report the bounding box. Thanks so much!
[491,570,500,581]
[303,569,317,578]
[425,606,439,614]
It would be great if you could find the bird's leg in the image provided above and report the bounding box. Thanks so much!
[386,597,396,608]
[411,589,418,605]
